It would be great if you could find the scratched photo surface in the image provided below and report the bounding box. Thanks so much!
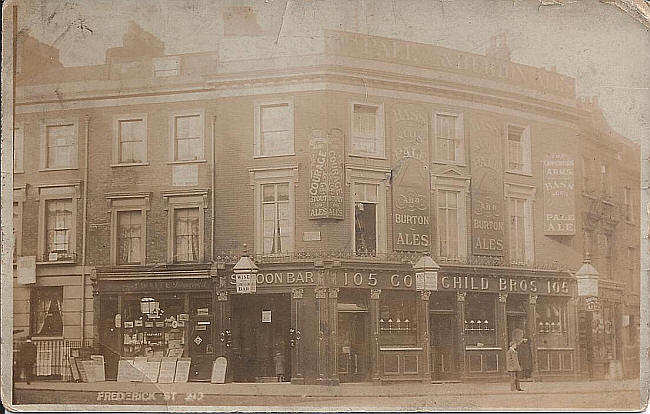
[1,0,648,412]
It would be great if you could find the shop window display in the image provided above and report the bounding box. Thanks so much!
[379,291,417,345]
[464,294,496,347]
[535,297,568,347]
[121,295,187,358]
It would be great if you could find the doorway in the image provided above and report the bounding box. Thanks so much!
[337,310,369,382]
[231,293,291,382]
[429,313,458,380]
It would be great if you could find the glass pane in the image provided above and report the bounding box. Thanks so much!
[47,125,74,146]
[351,137,376,155]
[365,184,377,203]
[263,184,275,202]
[277,184,289,201]
[353,105,376,137]
[176,115,200,138]
[261,104,289,132]
[262,131,291,155]
[176,137,201,161]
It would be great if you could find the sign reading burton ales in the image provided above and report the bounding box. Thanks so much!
[543,153,576,235]
[391,104,431,251]
[470,118,504,256]
[309,129,344,219]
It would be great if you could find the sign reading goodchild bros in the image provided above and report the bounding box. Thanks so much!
[543,153,576,235]
[470,118,505,256]
[391,104,431,251]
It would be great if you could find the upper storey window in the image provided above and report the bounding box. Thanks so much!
[171,112,204,162]
[41,120,78,170]
[433,113,464,164]
[506,125,531,175]
[255,100,294,157]
[350,103,385,158]
[114,115,147,165]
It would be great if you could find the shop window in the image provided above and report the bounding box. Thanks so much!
[506,125,530,174]
[379,291,417,345]
[438,190,460,259]
[45,199,73,259]
[434,113,464,163]
[464,294,496,347]
[171,112,204,162]
[250,167,297,255]
[114,115,147,165]
[354,183,378,256]
[351,103,384,158]
[174,208,200,263]
[31,287,63,337]
[262,183,290,254]
[118,211,143,265]
[535,297,568,348]
[41,120,78,170]
[14,122,24,173]
[255,100,294,157]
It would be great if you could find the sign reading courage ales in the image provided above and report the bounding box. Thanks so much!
[309,129,344,219]
[543,153,576,235]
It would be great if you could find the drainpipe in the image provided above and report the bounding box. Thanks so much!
[211,115,216,261]
[80,115,90,343]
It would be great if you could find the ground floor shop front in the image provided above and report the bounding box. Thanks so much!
[93,261,584,384]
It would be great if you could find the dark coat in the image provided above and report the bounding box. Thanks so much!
[517,340,532,370]
[274,352,285,375]
[505,348,521,372]
[21,341,37,365]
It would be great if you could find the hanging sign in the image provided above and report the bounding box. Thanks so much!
[391,104,431,252]
[543,153,576,235]
[308,129,344,219]
[470,117,505,256]
[235,273,257,293]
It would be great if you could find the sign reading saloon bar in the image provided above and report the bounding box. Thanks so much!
[391,104,431,252]
[470,117,505,256]
[543,153,576,235]
[309,129,344,219]
[438,274,572,296]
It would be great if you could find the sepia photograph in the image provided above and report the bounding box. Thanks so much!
[1,0,648,411]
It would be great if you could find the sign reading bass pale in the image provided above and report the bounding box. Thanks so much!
[470,118,504,256]
[309,129,344,219]
[391,104,430,251]
[543,153,576,235]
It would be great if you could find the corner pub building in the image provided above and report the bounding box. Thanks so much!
[12,25,640,385]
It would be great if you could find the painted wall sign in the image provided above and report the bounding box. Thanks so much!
[98,278,212,293]
[17,256,36,284]
[324,31,575,98]
[543,153,576,235]
[229,271,316,286]
[437,274,572,296]
[332,269,417,290]
[391,104,431,252]
[308,129,344,219]
[469,118,505,256]
[172,164,199,186]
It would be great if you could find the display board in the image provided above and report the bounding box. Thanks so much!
[174,358,191,383]
[143,360,161,382]
[158,357,178,383]
[76,359,89,382]
[90,355,106,381]
[68,357,81,382]
[211,357,227,384]
[116,359,141,382]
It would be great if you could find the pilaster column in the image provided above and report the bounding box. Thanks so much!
[315,287,329,383]
[216,290,229,357]
[498,293,509,355]
[291,288,304,383]
[528,294,538,378]
[328,288,339,384]
[369,288,382,382]
[419,290,432,380]
[456,292,467,376]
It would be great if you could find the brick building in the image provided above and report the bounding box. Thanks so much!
[12,25,640,383]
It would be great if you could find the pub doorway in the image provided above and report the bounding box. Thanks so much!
[429,313,458,381]
[337,289,370,382]
[231,293,291,382]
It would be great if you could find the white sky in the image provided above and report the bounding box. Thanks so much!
[16,0,649,144]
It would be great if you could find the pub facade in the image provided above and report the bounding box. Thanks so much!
[13,26,639,384]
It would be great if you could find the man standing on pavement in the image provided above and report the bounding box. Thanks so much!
[517,337,533,379]
[19,338,37,384]
[506,341,523,391]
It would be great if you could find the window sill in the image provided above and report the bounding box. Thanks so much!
[466,346,502,351]
[32,336,65,340]
[379,346,423,351]
[111,162,150,168]
[14,170,25,174]
[253,154,295,159]
[348,153,387,161]
[167,159,207,165]
[39,167,78,172]
[432,160,466,167]
[36,260,77,265]
[505,169,533,177]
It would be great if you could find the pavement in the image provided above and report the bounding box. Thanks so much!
[10,379,643,410]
